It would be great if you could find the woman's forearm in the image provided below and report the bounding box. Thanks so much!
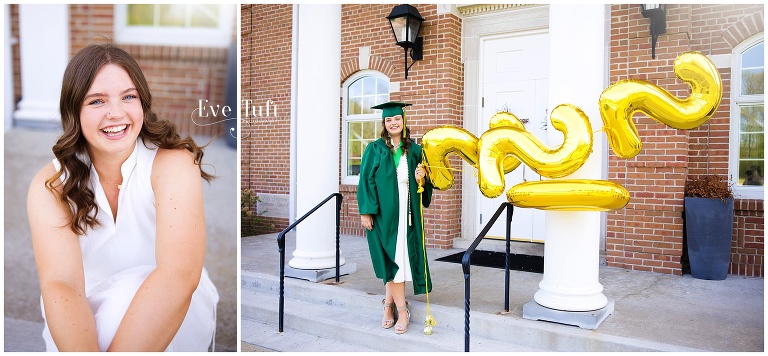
[107,266,200,351]
[42,281,100,351]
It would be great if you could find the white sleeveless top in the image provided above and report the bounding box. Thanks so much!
[41,139,219,351]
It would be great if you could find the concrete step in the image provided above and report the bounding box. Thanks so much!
[242,272,543,352]
[242,316,378,352]
[4,318,46,352]
[242,271,700,352]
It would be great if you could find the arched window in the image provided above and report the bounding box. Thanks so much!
[341,70,390,185]
[729,34,764,199]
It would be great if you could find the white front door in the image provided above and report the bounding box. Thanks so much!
[478,31,549,242]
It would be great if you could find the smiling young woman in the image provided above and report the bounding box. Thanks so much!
[356,101,434,335]
[27,43,218,351]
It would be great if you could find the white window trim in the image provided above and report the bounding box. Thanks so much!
[114,4,234,48]
[341,70,389,186]
[728,33,764,200]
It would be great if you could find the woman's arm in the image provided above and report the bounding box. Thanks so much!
[28,163,100,351]
[107,148,207,351]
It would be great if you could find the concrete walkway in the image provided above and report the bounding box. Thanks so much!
[242,232,764,352]
[3,127,237,351]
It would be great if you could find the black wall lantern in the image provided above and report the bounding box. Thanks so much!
[386,4,424,79]
[641,4,667,59]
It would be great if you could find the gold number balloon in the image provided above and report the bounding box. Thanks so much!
[507,180,630,212]
[489,111,526,174]
[420,51,723,212]
[420,126,479,191]
[477,104,592,198]
[420,112,529,191]
[598,51,722,159]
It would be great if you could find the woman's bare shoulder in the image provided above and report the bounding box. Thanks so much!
[27,161,70,222]
[28,162,59,197]
[151,148,201,187]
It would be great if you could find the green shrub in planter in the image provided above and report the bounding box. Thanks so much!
[683,175,734,280]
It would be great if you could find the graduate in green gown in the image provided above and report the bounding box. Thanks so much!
[357,101,434,334]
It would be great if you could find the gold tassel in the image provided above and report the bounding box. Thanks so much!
[418,155,436,335]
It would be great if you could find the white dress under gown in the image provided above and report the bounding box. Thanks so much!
[392,154,413,283]
[41,138,219,352]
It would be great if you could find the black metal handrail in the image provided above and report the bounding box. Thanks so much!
[461,202,514,352]
[277,192,342,333]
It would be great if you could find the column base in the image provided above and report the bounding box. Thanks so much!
[13,109,60,129]
[522,299,614,330]
[284,262,357,283]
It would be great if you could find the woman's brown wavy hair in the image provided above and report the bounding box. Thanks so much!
[380,112,412,152]
[46,43,213,235]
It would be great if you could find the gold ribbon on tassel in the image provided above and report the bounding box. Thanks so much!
[417,155,436,335]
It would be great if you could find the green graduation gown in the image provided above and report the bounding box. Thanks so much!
[357,138,434,294]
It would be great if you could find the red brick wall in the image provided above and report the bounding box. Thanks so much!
[11,4,21,108]
[10,5,227,137]
[338,4,464,248]
[607,4,764,277]
[240,4,293,234]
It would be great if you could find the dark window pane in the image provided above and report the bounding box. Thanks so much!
[739,160,764,186]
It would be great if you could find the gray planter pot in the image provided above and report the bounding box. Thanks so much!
[684,197,734,280]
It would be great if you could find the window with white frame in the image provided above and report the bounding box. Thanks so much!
[342,71,390,185]
[114,4,234,48]
[729,35,764,199]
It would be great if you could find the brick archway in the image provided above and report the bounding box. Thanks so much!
[340,55,397,83]
[721,11,764,49]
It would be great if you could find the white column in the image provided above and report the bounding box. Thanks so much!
[289,4,344,270]
[535,4,609,311]
[14,4,69,126]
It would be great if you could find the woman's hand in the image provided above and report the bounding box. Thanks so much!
[415,163,428,186]
[361,214,374,230]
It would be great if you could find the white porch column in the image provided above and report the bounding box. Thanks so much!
[14,4,69,127]
[289,4,344,270]
[535,4,609,311]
